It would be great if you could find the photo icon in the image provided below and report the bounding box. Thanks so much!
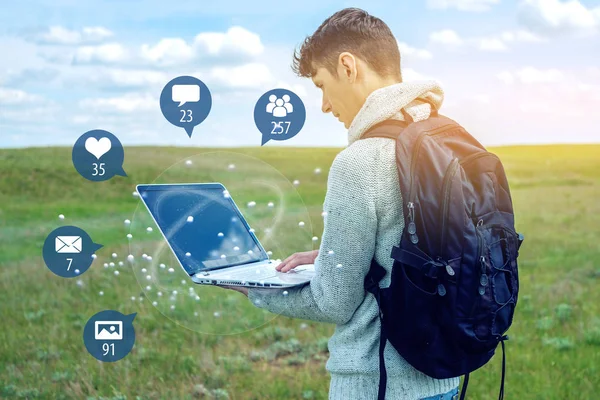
[95,321,123,341]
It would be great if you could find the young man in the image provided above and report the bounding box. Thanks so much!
[225,7,460,400]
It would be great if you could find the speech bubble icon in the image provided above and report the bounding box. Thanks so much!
[43,225,104,278]
[172,84,200,107]
[160,76,212,138]
[83,310,137,362]
[254,88,306,146]
[72,129,127,181]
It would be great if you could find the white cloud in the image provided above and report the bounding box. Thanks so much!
[140,38,195,66]
[475,37,509,51]
[73,43,129,64]
[497,67,565,84]
[427,0,500,12]
[193,26,264,57]
[0,87,44,104]
[101,69,169,87]
[517,0,600,36]
[208,63,273,88]
[430,28,545,52]
[79,93,156,113]
[429,29,464,46]
[35,26,114,45]
[398,42,434,60]
[403,68,436,82]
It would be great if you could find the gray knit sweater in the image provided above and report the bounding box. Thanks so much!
[248,81,460,399]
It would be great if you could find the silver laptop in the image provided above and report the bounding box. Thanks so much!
[135,183,316,288]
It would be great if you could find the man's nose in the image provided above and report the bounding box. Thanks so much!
[321,99,331,114]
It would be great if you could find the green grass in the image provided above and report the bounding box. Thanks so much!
[1,144,599,399]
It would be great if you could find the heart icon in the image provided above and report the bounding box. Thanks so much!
[85,137,112,160]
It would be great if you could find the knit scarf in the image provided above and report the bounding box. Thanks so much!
[347,80,445,146]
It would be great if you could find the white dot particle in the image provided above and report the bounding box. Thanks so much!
[228,163,236,170]
[103,263,109,268]
[267,251,273,256]
[194,311,199,316]
[170,305,175,310]
[185,252,191,257]
[314,168,321,174]
[181,280,186,285]
[127,255,134,262]
[114,270,120,276]
[220,254,226,259]
[233,246,240,251]
[186,160,192,165]
[300,323,308,329]
[146,256,152,261]
[159,263,165,268]
[127,234,132,240]
[283,291,289,296]
[293,180,300,186]
[265,228,272,233]
[298,221,305,227]
[124,219,131,225]
[109,262,115,267]
[58,214,65,220]
[249,228,255,233]
[336,263,343,269]
[187,215,194,223]
[138,297,143,302]
[312,236,319,241]
[133,191,139,197]
[112,253,117,259]
[172,290,178,295]
[214,312,220,317]
[142,254,147,259]
[99,291,104,296]
[168,268,174,273]
[267,202,274,207]
[321,211,328,217]
[146,227,153,233]
[157,291,162,297]
[146,275,151,280]
[74,269,80,274]
[141,268,147,273]
[131,296,136,301]
[217,232,224,237]
[91,254,97,259]
[146,285,151,291]
[152,301,158,306]
[223,190,230,198]
[195,296,200,300]
[247,201,256,207]
[328,250,334,255]
[118,261,123,266]
[248,250,253,254]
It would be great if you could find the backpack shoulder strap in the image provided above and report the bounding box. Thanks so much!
[361,119,408,140]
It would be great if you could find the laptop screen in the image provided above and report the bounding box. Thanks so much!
[136,183,267,275]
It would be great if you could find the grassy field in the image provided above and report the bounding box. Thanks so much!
[0,144,599,400]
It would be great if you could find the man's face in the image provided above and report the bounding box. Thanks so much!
[312,66,355,129]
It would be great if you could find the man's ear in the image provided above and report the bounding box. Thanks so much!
[339,52,357,82]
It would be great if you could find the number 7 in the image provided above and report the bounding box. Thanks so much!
[67,258,73,271]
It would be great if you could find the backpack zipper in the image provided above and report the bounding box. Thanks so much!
[406,124,456,240]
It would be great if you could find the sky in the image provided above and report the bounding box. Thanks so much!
[0,0,599,148]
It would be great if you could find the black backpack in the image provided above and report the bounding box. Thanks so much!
[360,101,524,400]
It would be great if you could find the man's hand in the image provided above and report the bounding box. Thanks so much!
[276,250,319,273]
[221,285,249,297]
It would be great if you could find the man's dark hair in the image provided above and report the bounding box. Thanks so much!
[291,7,402,81]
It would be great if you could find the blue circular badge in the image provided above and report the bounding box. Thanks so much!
[160,76,212,138]
[254,89,306,146]
[72,129,127,182]
[42,225,103,278]
[83,310,136,362]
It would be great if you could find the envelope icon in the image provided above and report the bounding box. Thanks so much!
[55,236,82,253]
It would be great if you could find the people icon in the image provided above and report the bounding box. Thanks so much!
[266,94,294,118]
